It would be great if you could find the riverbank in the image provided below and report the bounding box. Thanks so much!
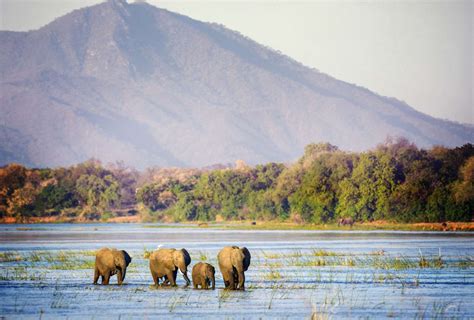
[1,216,473,231]
[205,220,474,231]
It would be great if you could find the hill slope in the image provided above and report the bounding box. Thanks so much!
[1,0,472,168]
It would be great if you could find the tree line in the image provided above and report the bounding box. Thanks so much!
[1,138,473,223]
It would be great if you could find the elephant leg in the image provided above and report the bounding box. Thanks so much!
[222,272,230,289]
[235,266,245,290]
[172,269,178,284]
[203,278,209,289]
[117,269,123,285]
[224,271,235,290]
[232,268,240,290]
[100,275,105,284]
[103,271,111,285]
[238,273,245,291]
[93,267,99,284]
[167,271,177,286]
[152,271,159,286]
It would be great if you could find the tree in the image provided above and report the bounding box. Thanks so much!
[0,164,27,216]
[337,151,395,221]
[76,174,120,212]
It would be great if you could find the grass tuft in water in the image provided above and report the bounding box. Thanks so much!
[198,251,208,261]
[264,269,283,281]
[312,249,338,257]
[143,247,152,259]
[0,252,23,262]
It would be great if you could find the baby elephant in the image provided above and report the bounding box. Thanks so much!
[192,262,215,290]
[94,248,132,285]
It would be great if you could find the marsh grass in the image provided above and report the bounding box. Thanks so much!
[312,250,338,257]
[51,292,69,309]
[218,289,231,308]
[264,269,283,281]
[369,255,417,270]
[7,250,97,270]
[0,251,23,262]
[264,261,283,268]
[0,266,46,281]
[55,252,65,263]
[49,260,95,270]
[29,251,43,262]
[311,308,329,320]
[143,247,152,259]
[75,250,96,256]
[257,248,456,274]
[342,257,355,267]
[457,256,474,268]
[167,294,181,312]
[198,251,208,261]
[261,251,281,259]
[287,250,303,258]
[262,250,303,260]
[267,287,290,309]
[294,258,327,267]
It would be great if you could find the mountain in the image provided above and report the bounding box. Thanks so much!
[1,0,472,169]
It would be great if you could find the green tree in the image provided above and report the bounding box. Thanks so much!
[76,174,120,212]
[337,151,395,221]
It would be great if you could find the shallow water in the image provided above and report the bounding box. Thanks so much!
[1,224,473,319]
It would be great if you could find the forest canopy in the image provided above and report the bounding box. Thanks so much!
[1,139,473,223]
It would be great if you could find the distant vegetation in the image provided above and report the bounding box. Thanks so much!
[1,138,473,224]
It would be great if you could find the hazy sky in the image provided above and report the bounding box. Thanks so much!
[1,0,472,124]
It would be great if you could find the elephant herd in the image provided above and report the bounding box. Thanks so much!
[93,246,251,290]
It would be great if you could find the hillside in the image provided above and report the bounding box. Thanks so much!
[1,0,472,168]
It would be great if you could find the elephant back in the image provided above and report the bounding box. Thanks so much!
[96,248,114,266]
[152,248,174,265]
[217,246,233,267]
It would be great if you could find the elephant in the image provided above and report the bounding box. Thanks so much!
[217,246,251,290]
[149,248,191,287]
[192,262,215,290]
[338,217,354,227]
[93,248,132,285]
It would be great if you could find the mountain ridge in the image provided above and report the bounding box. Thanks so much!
[1,0,472,168]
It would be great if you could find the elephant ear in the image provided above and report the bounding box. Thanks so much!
[121,250,132,266]
[241,247,251,271]
[181,248,191,267]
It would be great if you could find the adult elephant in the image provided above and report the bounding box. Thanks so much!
[149,248,191,287]
[94,248,132,285]
[217,246,251,290]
